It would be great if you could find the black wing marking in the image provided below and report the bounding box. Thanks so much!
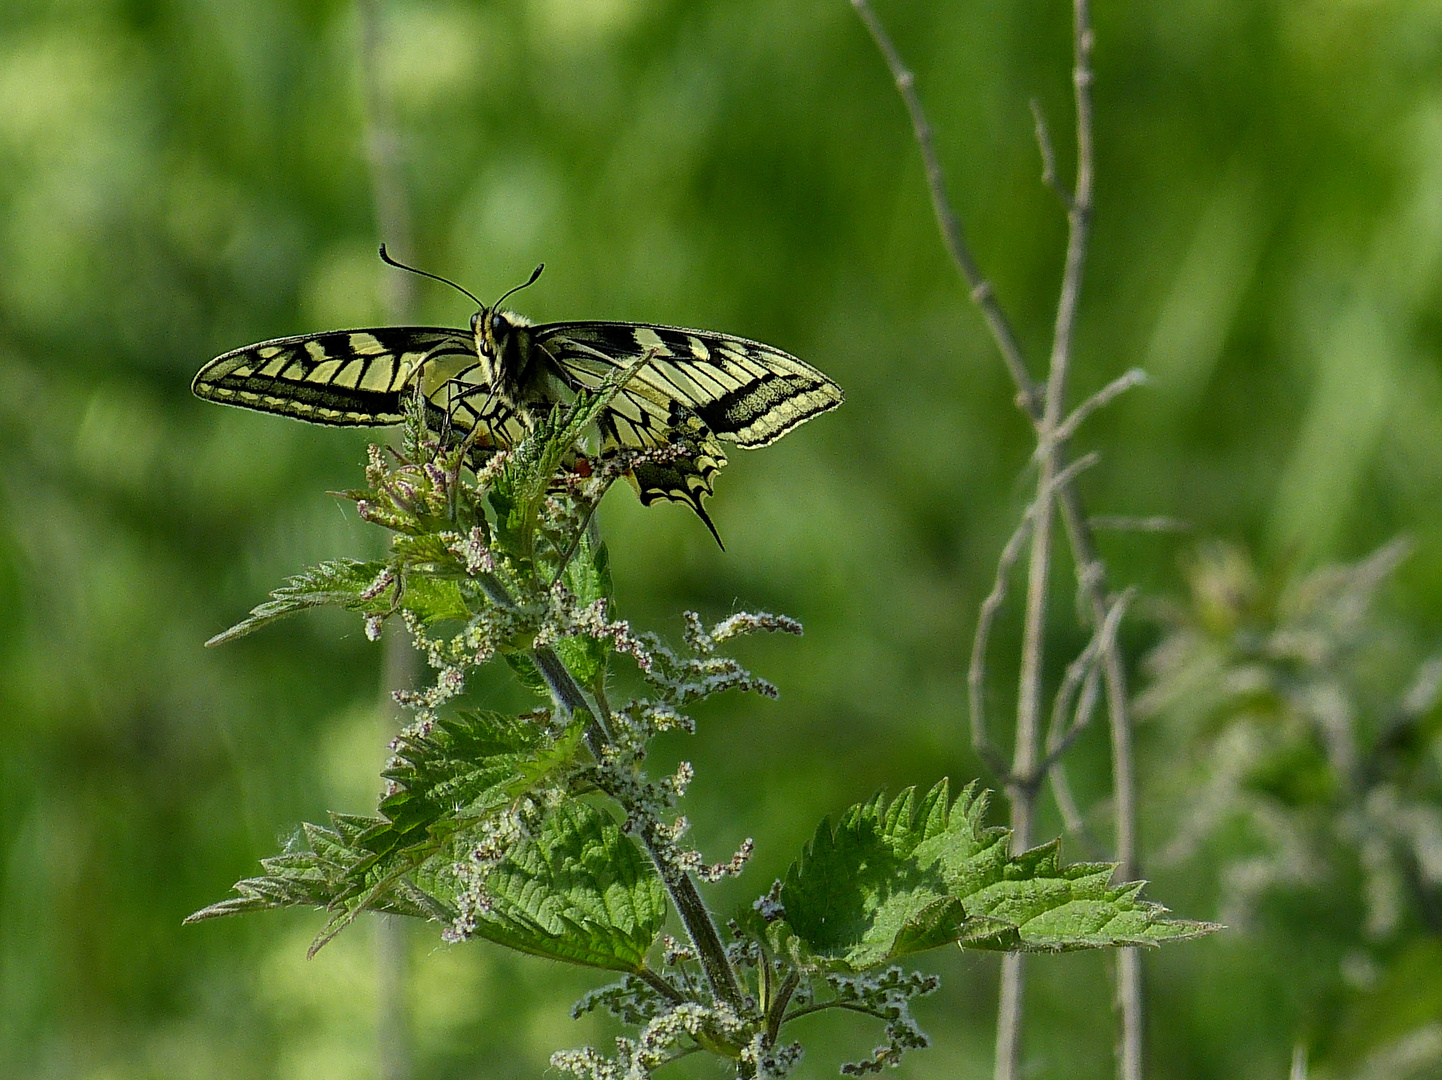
[192,327,476,427]
[533,321,844,450]
[613,405,729,546]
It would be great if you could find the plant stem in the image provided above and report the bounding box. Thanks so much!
[530,644,744,1010]
[850,0,1038,413]
[1055,6,1143,1074]
[357,0,416,318]
[851,2,1145,1077]
[996,397,1061,1080]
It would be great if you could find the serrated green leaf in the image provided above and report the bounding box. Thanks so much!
[349,710,585,895]
[191,801,666,970]
[372,711,550,840]
[562,532,613,607]
[553,633,607,688]
[503,652,549,695]
[206,560,391,646]
[775,780,1219,970]
[464,801,667,971]
[182,816,445,926]
[396,575,470,623]
[186,713,591,956]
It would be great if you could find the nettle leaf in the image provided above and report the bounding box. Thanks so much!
[775,780,1217,971]
[396,575,470,624]
[562,532,613,609]
[363,710,584,870]
[206,559,392,646]
[186,713,590,955]
[183,813,448,928]
[503,652,550,696]
[467,801,667,972]
[554,634,608,689]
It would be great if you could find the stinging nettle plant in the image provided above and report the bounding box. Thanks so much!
[189,360,1214,1077]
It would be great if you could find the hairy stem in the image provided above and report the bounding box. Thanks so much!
[637,965,687,1005]
[530,644,744,1010]
[377,627,418,1080]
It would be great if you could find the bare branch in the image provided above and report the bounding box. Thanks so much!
[1049,450,1101,491]
[1057,6,1145,1073]
[969,509,1034,779]
[1045,647,1102,777]
[1039,589,1133,776]
[969,452,1099,780]
[1029,98,1072,210]
[855,1,1141,1075]
[850,0,1039,412]
[1054,368,1148,444]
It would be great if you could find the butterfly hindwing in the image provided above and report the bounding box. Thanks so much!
[534,322,844,450]
[597,402,729,543]
[192,327,476,427]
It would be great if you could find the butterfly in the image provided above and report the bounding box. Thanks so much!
[192,250,843,544]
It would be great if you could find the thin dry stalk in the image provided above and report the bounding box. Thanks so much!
[1054,369,1148,445]
[1089,516,1190,534]
[1041,589,1131,774]
[851,2,1144,1078]
[1029,99,1071,209]
[850,0,1039,413]
[969,510,1034,776]
[970,451,1100,778]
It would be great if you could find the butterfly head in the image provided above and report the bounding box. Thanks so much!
[470,306,532,381]
[470,263,545,381]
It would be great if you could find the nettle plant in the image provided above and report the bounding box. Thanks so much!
[190,368,1213,1078]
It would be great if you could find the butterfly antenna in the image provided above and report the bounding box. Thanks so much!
[378,244,487,310]
[492,263,544,312]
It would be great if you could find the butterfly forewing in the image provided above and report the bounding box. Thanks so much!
[535,322,843,449]
[192,327,476,426]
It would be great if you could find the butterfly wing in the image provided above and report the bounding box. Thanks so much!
[531,321,840,540]
[192,327,478,426]
[534,321,843,450]
[193,317,841,544]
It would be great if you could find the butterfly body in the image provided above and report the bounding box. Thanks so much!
[193,295,842,539]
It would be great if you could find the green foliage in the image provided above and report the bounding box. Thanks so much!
[769,781,1213,971]
[187,798,667,972]
[182,389,1214,1078]
[371,709,582,867]
[1138,541,1442,936]
[1,0,1438,1071]
[1139,540,1442,1075]
[205,559,395,646]
[6,0,1440,1074]
[471,801,669,971]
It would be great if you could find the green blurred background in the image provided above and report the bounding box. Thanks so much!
[3,0,1441,1077]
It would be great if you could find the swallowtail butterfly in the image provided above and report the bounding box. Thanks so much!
[193,251,843,543]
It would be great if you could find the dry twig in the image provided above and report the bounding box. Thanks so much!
[850,2,1144,1078]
